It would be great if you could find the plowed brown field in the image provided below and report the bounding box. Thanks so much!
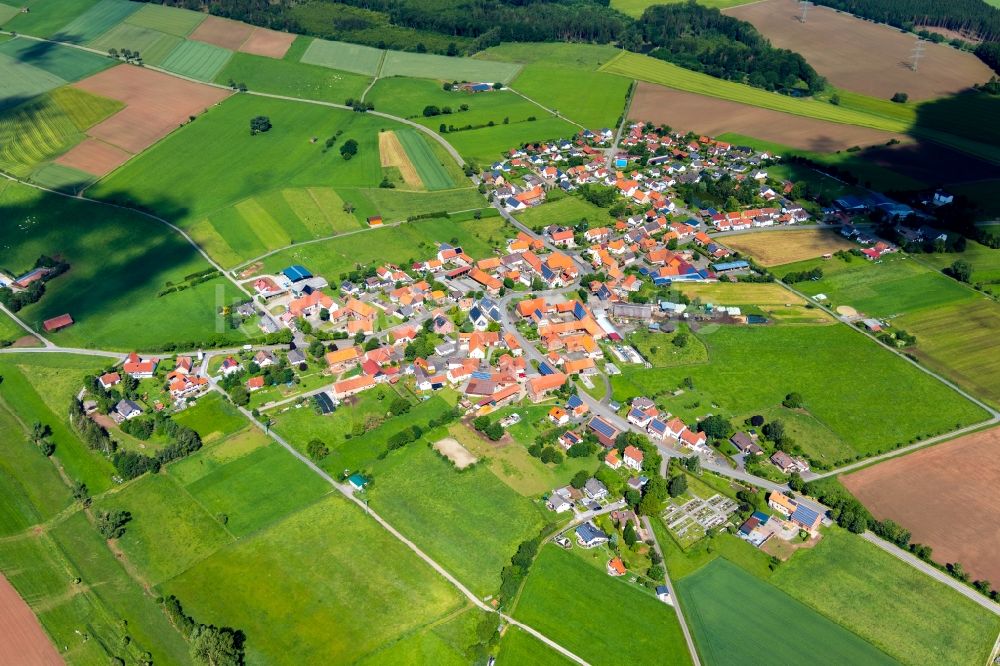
[55,138,131,176]
[0,575,62,665]
[726,0,993,101]
[240,29,296,59]
[72,66,230,154]
[843,426,1000,584]
[189,15,254,50]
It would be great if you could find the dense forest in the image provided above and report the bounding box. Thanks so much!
[809,0,1000,74]
[632,3,825,94]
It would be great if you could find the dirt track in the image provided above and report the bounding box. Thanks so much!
[843,426,1000,585]
[629,82,898,152]
[726,0,993,101]
[72,66,231,154]
[0,575,63,665]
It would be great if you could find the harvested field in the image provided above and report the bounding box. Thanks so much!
[722,229,857,266]
[239,28,296,59]
[433,437,477,469]
[0,574,62,666]
[72,66,230,153]
[188,14,254,51]
[630,82,898,153]
[54,137,131,176]
[843,426,1000,584]
[379,130,423,189]
[726,0,994,101]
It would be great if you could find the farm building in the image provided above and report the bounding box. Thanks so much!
[281,265,313,282]
[42,313,74,332]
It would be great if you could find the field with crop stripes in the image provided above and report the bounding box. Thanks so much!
[160,39,233,81]
[396,128,454,190]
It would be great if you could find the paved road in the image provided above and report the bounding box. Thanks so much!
[0,301,50,347]
[0,345,124,359]
[860,532,1000,617]
[604,82,635,171]
[642,516,701,666]
[209,381,592,665]
[494,206,591,276]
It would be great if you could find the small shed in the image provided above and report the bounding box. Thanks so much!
[43,313,73,332]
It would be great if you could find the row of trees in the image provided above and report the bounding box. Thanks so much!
[161,595,246,666]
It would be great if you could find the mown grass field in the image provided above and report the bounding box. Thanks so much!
[165,494,465,664]
[3,0,99,39]
[496,627,572,665]
[88,21,183,66]
[260,211,510,278]
[514,545,692,666]
[630,326,709,367]
[0,353,115,494]
[170,392,248,443]
[299,38,383,76]
[381,50,521,83]
[514,194,609,231]
[396,127,454,190]
[446,116,580,164]
[0,85,122,177]
[678,558,896,666]
[0,52,67,110]
[124,2,206,37]
[215,51,371,103]
[770,530,1000,666]
[94,473,233,586]
[356,607,488,666]
[783,253,1000,407]
[511,64,630,129]
[51,0,140,44]
[475,42,621,70]
[0,37,115,81]
[611,322,988,463]
[1,180,247,350]
[159,39,233,81]
[368,443,546,598]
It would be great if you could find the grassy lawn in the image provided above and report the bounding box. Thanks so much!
[916,240,1000,285]
[611,323,988,464]
[0,309,28,344]
[367,443,547,598]
[514,545,692,666]
[0,353,115,493]
[474,43,621,70]
[344,188,486,224]
[1,180,247,350]
[164,494,465,664]
[630,326,708,367]
[167,426,269,486]
[496,627,572,665]
[172,392,248,444]
[771,529,1000,666]
[511,64,631,129]
[514,195,610,232]
[356,607,487,666]
[214,52,371,104]
[380,50,521,83]
[446,116,581,164]
[677,558,896,666]
[182,442,331,537]
[94,473,234,586]
[260,214,513,279]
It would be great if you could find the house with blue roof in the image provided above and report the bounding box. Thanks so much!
[282,265,312,282]
[575,521,609,548]
[790,504,822,533]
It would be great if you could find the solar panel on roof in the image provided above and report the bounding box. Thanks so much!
[538,362,555,376]
[589,417,617,438]
[791,504,820,525]
[313,393,335,414]
[567,395,583,408]
[471,371,491,380]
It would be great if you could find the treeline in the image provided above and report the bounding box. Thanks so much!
[633,3,825,94]
[809,0,1000,73]
[69,399,203,480]
[161,595,246,666]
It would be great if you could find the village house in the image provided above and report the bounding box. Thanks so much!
[123,352,158,379]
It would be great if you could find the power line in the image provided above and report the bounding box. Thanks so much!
[798,0,811,22]
[910,38,926,72]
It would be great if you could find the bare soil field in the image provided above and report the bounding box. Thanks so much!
[73,67,230,154]
[722,229,857,266]
[378,131,423,189]
[0,575,63,665]
[55,137,131,176]
[239,29,296,59]
[843,426,1000,584]
[630,82,898,152]
[433,437,478,469]
[726,0,994,101]
[188,15,255,51]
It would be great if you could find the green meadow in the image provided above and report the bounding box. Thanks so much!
[475,42,622,70]
[1,180,247,350]
[514,545,692,666]
[396,127,455,190]
[215,51,371,103]
[611,322,988,464]
[678,558,897,666]
[511,64,631,129]
[165,494,465,664]
[159,39,233,81]
[367,444,546,598]
[496,627,572,666]
[171,392,249,444]
[380,49,521,83]
[357,607,491,666]
[4,0,100,39]
[50,0,140,44]
[123,2,206,37]
[514,194,610,231]
[0,36,115,81]
[446,116,581,164]
[300,38,384,76]
[88,22,183,66]
[0,52,66,110]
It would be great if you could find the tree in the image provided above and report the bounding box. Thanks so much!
[749,415,764,427]
[96,510,132,540]
[339,139,359,160]
[762,420,785,443]
[697,414,732,439]
[190,625,243,666]
[422,105,441,117]
[890,92,909,103]
[672,332,688,348]
[249,115,271,135]
[782,392,803,409]
[71,481,90,505]
[570,470,589,489]
[307,438,329,460]
[472,415,491,431]
[389,397,411,416]
[308,339,325,359]
[648,564,665,580]
[946,259,973,283]
[625,488,641,508]
[788,472,805,492]
[668,474,688,498]
[228,385,249,407]
[622,521,638,547]
[364,337,380,351]
[485,422,504,441]
[683,455,700,474]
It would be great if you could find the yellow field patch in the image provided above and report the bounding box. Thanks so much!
[378,130,423,190]
[307,187,364,233]
[679,282,831,324]
[188,217,242,269]
[235,198,291,249]
[723,229,857,266]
